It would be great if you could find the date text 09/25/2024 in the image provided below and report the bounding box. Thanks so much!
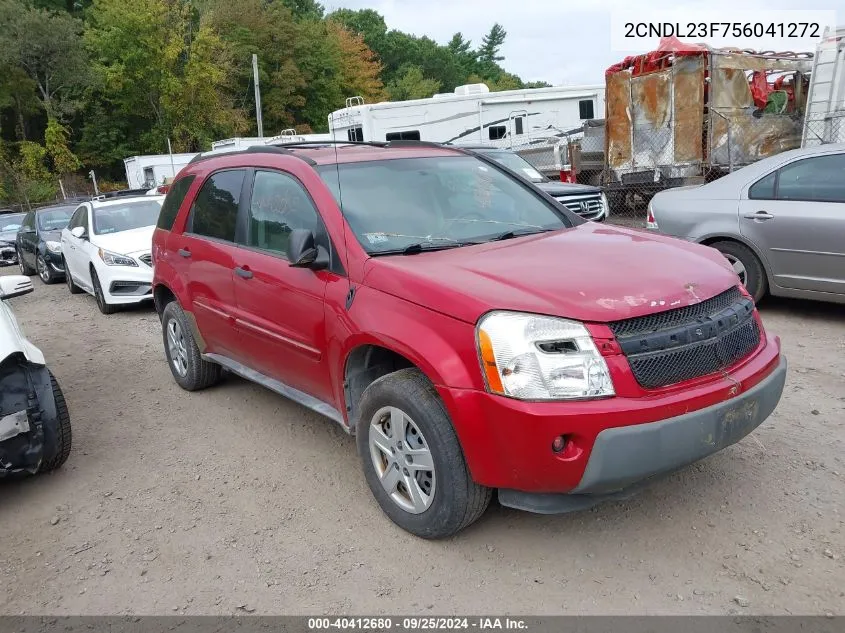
[308,617,528,630]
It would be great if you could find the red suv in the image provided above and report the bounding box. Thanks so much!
[151,142,787,538]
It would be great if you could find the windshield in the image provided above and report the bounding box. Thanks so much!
[37,208,74,231]
[318,156,569,254]
[0,213,26,233]
[93,200,163,235]
[480,151,546,183]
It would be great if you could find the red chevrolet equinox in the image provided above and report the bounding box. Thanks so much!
[151,141,787,538]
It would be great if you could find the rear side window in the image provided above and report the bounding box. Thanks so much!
[188,170,245,242]
[749,171,776,200]
[157,175,196,230]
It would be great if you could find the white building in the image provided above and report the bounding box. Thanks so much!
[327,83,605,147]
[123,153,198,190]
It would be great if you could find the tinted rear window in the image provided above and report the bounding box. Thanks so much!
[189,170,245,242]
[157,175,196,230]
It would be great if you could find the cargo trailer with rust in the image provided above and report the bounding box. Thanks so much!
[602,37,814,211]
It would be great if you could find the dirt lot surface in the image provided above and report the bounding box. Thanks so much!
[1,267,843,616]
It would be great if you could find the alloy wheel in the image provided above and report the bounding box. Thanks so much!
[368,406,436,514]
[37,256,49,283]
[166,318,189,377]
[724,253,747,286]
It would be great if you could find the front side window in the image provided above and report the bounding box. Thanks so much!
[776,154,845,203]
[37,207,74,231]
[189,170,245,242]
[68,206,87,231]
[246,170,320,257]
[318,155,570,254]
[93,200,163,235]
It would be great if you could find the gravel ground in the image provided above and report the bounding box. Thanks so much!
[0,267,843,616]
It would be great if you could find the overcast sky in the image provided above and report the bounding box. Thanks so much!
[325,0,843,86]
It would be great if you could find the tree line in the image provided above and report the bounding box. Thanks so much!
[0,0,549,206]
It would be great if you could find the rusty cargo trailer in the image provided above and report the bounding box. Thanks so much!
[603,37,813,210]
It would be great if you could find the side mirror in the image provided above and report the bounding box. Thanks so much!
[0,275,34,300]
[287,228,328,270]
[70,226,87,239]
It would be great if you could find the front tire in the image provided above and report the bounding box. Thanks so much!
[64,258,82,294]
[91,268,118,314]
[356,368,491,539]
[161,301,221,391]
[36,254,56,284]
[38,371,72,473]
[712,240,767,303]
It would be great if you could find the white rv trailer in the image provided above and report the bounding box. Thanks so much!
[123,153,198,189]
[802,25,845,147]
[212,131,335,153]
[327,83,606,147]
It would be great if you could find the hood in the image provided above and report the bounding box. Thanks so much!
[0,231,17,244]
[91,225,155,256]
[42,230,63,243]
[537,182,601,197]
[363,223,739,324]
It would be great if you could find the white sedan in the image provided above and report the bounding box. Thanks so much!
[61,195,164,314]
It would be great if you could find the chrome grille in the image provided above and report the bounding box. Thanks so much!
[138,253,153,267]
[554,194,604,220]
[610,286,761,389]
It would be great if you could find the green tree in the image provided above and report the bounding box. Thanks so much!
[478,23,507,64]
[45,117,81,174]
[386,65,440,101]
[280,0,324,20]
[0,0,88,117]
[85,0,246,153]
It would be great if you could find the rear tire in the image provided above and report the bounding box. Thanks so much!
[91,269,118,314]
[711,240,767,303]
[161,300,222,391]
[356,368,491,539]
[38,371,72,473]
[64,258,82,294]
[18,248,35,275]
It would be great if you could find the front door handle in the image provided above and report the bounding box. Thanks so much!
[234,266,253,279]
[744,211,774,221]
[178,248,191,258]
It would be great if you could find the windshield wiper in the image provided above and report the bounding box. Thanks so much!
[492,228,553,241]
[401,242,467,255]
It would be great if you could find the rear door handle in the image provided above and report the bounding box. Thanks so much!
[178,248,191,258]
[234,266,253,279]
[744,211,774,221]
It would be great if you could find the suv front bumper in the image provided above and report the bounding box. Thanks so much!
[440,334,785,510]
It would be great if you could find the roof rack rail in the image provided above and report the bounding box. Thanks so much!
[91,188,152,201]
[188,144,317,166]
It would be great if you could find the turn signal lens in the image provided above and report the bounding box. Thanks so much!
[477,328,505,394]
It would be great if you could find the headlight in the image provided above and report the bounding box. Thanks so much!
[46,240,62,254]
[98,248,137,267]
[600,192,610,217]
[477,311,615,400]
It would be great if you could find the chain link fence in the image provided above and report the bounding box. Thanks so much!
[514,112,843,229]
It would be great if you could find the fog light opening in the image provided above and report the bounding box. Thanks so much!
[551,435,568,454]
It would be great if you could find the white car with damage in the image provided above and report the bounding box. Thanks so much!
[0,275,71,476]
[61,196,164,314]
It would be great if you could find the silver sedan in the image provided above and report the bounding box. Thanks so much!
[647,143,845,304]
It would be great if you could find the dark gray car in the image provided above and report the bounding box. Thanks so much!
[648,144,845,305]
[461,146,609,221]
